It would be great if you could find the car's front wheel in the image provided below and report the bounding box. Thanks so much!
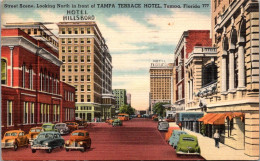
[13,143,18,151]
[46,148,52,153]
[32,149,36,153]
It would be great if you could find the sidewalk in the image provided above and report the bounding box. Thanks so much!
[183,128,259,160]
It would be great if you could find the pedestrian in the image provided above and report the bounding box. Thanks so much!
[214,129,220,148]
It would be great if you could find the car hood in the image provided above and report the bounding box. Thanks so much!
[34,138,50,145]
[2,136,17,142]
[69,136,84,142]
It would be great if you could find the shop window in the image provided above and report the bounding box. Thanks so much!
[1,59,7,84]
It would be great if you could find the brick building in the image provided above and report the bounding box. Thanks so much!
[1,24,75,135]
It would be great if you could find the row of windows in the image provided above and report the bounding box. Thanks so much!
[65,108,74,121]
[64,90,74,102]
[75,95,91,102]
[60,27,91,34]
[62,65,91,72]
[23,102,35,124]
[40,71,59,94]
[61,46,91,53]
[40,104,60,123]
[62,55,91,63]
[62,75,91,82]
[61,38,91,44]
[74,85,91,92]
[75,106,92,111]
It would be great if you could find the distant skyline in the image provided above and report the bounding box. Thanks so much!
[1,0,211,110]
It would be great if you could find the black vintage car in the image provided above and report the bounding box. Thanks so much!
[31,131,64,153]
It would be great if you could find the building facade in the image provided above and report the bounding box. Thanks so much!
[126,93,131,106]
[149,60,173,114]
[1,24,75,136]
[173,30,212,112]
[208,0,259,156]
[57,21,114,122]
[112,89,127,112]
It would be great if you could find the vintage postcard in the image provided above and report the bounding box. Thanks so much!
[1,0,259,160]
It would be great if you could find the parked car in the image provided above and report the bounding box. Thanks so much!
[164,126,180,142]
[157,121,169,131]
[75,120,88,128]
[112,119,122,126]
[42,123,58,132]
[1,130,29,151]
[65,130,91,152]
[31,131,64,153]
[166,117,175,122]
[176,134,200,155]
[27,127,43,143]
[66,122,79,132]
[106,118,114,124]
[169,130,187,148]
[55,123,70,135]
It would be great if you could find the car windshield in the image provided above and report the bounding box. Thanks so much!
[71,132,84,136]
[43,125,52,129]
[66,123,74,125]
[5,132,17,136]
[182,137,195,141]
[38,133,54,139]
[56,124,65,127]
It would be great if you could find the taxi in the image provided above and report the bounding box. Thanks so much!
[65,130,91,152]
[1,130,29,151]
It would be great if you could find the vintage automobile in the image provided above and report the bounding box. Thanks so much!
[164,126,180,142]
[1,130,29,151]
[169,130,187,148]
[31,131,64,153]
[66,122,79,132]
[27,127,43,143]
[157,121,169,131]
[55,123,70,135]
[106,118,114,124]
[65,130,91,152]
[112,119,122,126]
[42,123,58,132]
[176,134,200,155]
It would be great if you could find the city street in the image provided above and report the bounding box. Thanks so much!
[2,118,204,160]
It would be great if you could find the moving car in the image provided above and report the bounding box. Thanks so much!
[31,131,64,153]
[176,134,200,155]
[65,130,91,152]
[117,113,129,121]
[1,130,29,151]
[157,121,169,131]
[27,127,43,143]
[164,127,180,142]
[42,123,58,132]
[66,122,79,132]
[55,123,70,135]
[112,119,122,126]
[169,130,187,148]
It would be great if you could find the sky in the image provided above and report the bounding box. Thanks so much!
[1,0,211,110]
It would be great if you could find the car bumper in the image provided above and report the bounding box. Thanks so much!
[1,145,14,149]
[65,146,84,150]
[176,151,200,155]
[59,130,70,135]
[31,146,51,150]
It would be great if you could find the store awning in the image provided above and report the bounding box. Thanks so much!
[203,113,218,124]
[225,112,244,121]
[208,113,226,125]
[198,113,215,122]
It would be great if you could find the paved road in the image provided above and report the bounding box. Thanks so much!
[2,118,204,160]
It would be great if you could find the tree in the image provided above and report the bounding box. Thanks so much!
[152,102,168,117]
[119,104,135,115]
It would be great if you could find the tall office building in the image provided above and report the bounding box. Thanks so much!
[112,89,127,112]
[126,93,131,106]
[58,21,114,121]
[149,60,173,114]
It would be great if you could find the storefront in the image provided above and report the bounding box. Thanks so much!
[176,112,204,133]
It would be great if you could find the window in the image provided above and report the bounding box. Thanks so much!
[81,85,84,92]
[47,105,50,122]
[81,75,84,81]
[87,85,91,91]
[87,38,90,43]
[28,29,31,34]
[81,66,84,72]
[80,28,84,34]
[62,76,65,81]
[75,95,78,102]
[61,38,65,44]
[68,38,72,44]
[75,85,78,92]
[68,28,72,34]
[81,46,84,52]
[62,56,65,62]
[61,28,65,34]
[1,59,7,84]
[72,77,78,84]
[87,46,91,52]
[81,95,84,102]
[87,95,91,102]
[22,64,26,88]
[68,76,72,82]
[74,65,78,72]
[74,56,78,62]
[62,65,65,72]
[74,28,78,34]
[34,29,37,34]
[62,46,65,53]
[23,102,28,124]
[87,28,90,34]
[87,65,91,72]
[74,38,78,44]
[7,100,12,126]
[74,46,78,53]
[53,105,56,122]
[87,56,91,62]
[68,65,72,72]
[81,56,84,62]
[68,46,72,53]
[80,38,84,44]
[68,56,72,62]
[87,75,90,81]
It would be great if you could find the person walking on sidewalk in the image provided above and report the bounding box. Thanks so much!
[214,129,220,148]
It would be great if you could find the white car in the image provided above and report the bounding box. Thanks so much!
[157,121,169,131]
